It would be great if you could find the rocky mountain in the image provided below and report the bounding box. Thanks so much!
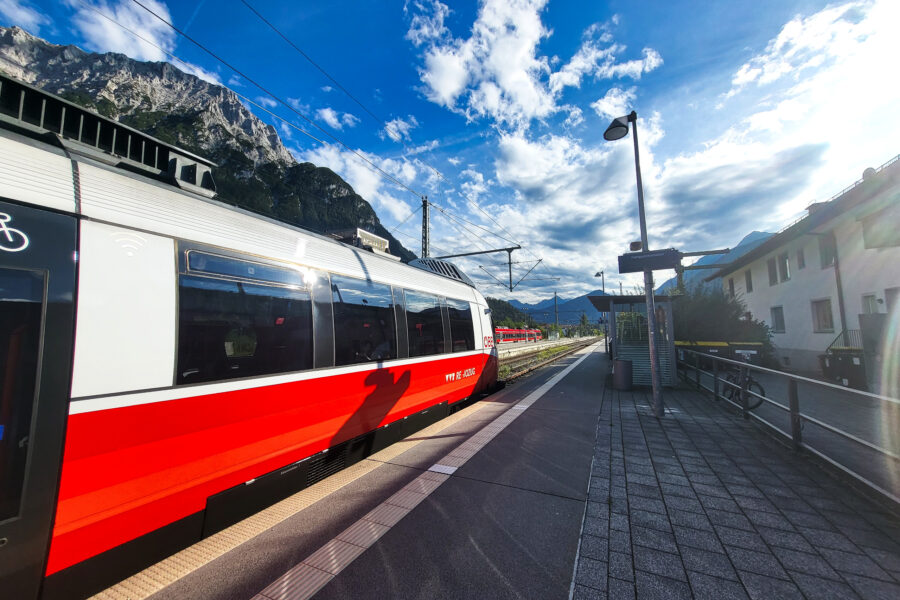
[0,26,415,261]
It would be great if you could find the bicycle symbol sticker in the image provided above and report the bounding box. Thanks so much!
[0,212,30,252]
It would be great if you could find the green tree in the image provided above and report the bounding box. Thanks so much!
[670,285,774,361]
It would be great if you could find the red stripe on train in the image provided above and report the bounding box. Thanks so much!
[47,354,490,575]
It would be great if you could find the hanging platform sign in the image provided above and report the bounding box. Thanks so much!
[618,248,681,273]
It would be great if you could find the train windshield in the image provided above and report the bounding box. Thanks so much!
[0,268,44,521]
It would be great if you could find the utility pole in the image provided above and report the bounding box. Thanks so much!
[421,196,429,258]
[554,291,559,330]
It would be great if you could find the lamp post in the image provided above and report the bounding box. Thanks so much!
[595,270,608,354]
[604,110,663,417]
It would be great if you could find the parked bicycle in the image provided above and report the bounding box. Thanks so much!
[722,354,766,409]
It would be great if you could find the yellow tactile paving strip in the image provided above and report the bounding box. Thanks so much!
[90,401,493,600]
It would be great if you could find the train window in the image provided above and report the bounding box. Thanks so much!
[186,250,307,287]
[405,290,445,357]
[0,268,44,521]
[331,275,397,365]
[177,275,313,384]
[446,298,475,351]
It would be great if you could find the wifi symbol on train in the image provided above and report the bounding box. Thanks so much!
[111,231,147,257]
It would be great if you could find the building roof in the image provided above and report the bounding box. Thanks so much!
[707,154,900,281]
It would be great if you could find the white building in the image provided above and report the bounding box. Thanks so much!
[711,155,900,386]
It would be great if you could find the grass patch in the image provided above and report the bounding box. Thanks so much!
[498,343,580,379]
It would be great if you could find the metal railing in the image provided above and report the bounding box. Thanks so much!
[826,328,863,351]
[677,348,900,508]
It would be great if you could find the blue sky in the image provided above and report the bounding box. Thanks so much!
[3,0,898,302]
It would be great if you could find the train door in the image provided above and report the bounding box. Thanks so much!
[0,199,77,599]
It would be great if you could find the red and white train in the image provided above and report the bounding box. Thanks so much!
[0,76,498,599]
[494,327,543,343]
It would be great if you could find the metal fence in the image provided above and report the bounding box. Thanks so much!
[677,348,900,508]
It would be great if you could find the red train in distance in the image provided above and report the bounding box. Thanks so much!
[494,327,543,343]
[0,76,499,600]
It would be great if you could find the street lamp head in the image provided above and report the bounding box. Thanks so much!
[594,271,603,277]
[603,115,630,141]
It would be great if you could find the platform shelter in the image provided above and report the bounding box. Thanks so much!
[588,294,677,386]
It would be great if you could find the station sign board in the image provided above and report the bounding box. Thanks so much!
[618,248,681,273]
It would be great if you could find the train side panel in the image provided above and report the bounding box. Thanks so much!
[48,352,488,574]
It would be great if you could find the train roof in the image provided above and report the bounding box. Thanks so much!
[0,74,483,303]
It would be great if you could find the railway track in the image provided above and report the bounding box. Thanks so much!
[499,337,600,381]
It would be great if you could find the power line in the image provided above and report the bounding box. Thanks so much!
[101,1,551,276]
[388,203,423,234]
[239,0,452,187]
[128,0,424,199]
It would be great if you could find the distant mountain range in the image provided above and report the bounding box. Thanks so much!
[511,230,774,325]
[510,290,610,325]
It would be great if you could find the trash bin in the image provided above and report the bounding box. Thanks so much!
[613,359,632,391]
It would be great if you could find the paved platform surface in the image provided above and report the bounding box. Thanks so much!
[575,382,900,599]
[105,343,900,600]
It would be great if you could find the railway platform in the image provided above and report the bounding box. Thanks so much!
[94,343,900,600]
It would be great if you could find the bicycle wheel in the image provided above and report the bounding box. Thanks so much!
[722,373,738,400]
[745,381,766,410]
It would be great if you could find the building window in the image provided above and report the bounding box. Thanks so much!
[770,306,785,333]
[768,258,778,286]
[797,248,806,269]
[728,278,735,297]
[744,269,753,293]
[819,231,836,268]
[811,298,834,333]
[778,253,790,282]
[862,294,878,314]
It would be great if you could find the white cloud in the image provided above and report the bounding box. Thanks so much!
[321,85,333,92]
[724,1,873,99]
[563,105,584,128]
[68,0,175,61]
[409,139,439,155]
[315,107,359,130]
[298,144,418,223]
[227,74,243,87]
[409,2,661,132]
[460,168,488,201]
[710,0,900,214]
[287,97,309,114]
[256,96,277,109]
[405,0,450,47]
[65,0,221,84]
[0,0,50,33]
[384,115,419,141]
[590,86,635,120]
[447,157,461,166]
[412,0,556,129]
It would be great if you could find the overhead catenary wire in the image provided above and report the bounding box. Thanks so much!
[239,0,537,262]
[101,1,553,281]
[128,0,425,200]
[239,0,452,188]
